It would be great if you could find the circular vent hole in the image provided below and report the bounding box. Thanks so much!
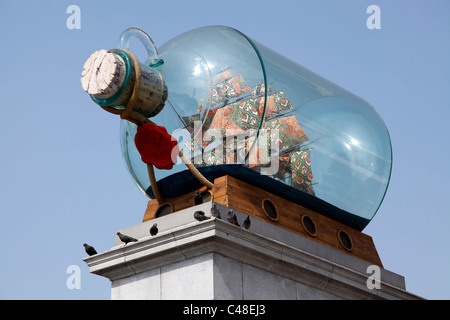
[262,199,278,221]
[338,230,353,251]
[301,215,317,236]
[156,203,173,217]
[201,191,211,202]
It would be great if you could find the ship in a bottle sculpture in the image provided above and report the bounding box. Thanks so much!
[81,26,392,235]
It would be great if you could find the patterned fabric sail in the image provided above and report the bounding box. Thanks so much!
[182,68,316,196]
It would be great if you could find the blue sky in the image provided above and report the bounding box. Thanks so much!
[0,0,448,300]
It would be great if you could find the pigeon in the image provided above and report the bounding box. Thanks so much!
[242,215,251,230]
[83,243,97,256]
[194,191,203,205]
[150,223,158,236]
[117,232,138,245]
[210,203,221,219]
[226,210,240,226]
[194,210,210,221]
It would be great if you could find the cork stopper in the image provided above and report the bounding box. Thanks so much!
[81,49,167,117]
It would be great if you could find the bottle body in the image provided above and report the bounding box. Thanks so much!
[120,26,392,230]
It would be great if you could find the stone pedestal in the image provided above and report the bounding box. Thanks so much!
[83,202,421,300]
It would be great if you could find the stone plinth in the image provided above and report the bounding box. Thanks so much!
[83,202,422,300]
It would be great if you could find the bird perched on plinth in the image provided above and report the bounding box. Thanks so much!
[117,232,138,245]
[210,203,221,219]
[194,191,203,205]
[226,210,240,226]
[194,210,210,221]
[83,243,97,256]
[150,223,158,236]
[242,215,251,230]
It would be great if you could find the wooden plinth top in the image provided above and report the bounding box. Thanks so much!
[143,175,382,267]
